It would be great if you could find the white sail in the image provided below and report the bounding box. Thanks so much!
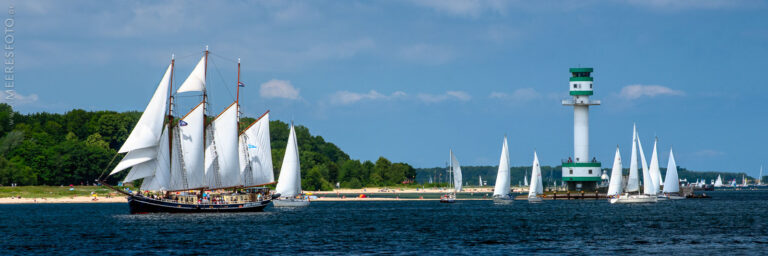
[168,127,187,190]
[714,175,723,187]
[492,136,511,197]
[212,103,242,188]
[178,103,206,189]
[140,175,155,191]
[451,151,462,192]
[239,112,275,186]
[123,158,156,183]
[626,124,639,192]
[607,147,623,196]
[204,134,220,188]
[648,138,662,194]
[276,124,301,197]
[524,174,529,186]
[118,64,171,153]
[143,126,172,191]
[176,56,206,93]
[479,176,483,187]
[759,166,763,185]
[111,147,156,176]
[637,131,653,195]
[663,149,679,193]
[528,152,543,197]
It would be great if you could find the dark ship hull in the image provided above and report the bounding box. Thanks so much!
[128,195,270,214]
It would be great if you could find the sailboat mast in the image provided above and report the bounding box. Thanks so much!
[203,46,209,140]
[236,58,241,127]
[167,55,176,173]
[236,58,241,105]
[448,150,452,191]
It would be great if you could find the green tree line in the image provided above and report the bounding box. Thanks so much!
[0,104,415,190]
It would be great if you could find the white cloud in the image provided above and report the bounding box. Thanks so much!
[489,88,541,101]
[330,90,406,105]
[417,91,471,103]
[409,0,509,17]
[619,84,684,100]
[259,79,300,100]
[0,91,39,105]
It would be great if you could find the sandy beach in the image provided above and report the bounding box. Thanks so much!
[0,196,128,204]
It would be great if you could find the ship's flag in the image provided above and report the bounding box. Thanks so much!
[238,81,246,87]
[179,120,188,126]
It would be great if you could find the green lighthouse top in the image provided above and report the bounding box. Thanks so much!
[569,67,593,82]
[569,67,593,73]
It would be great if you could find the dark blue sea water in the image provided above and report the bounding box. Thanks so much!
[2,190,768,255]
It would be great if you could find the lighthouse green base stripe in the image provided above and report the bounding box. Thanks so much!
[562,177,602,182]
[561,162,601,168]
[569,91,593,96]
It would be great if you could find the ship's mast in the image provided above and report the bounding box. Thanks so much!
[167,55,176,173]
[236,58,241,127]
[236,58,241,106]
[203,46,209,136]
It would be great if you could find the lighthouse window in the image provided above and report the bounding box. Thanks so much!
[573,84,577,89]
[588,169,593,174]
[589,83,592,88]
[569,169,573,174]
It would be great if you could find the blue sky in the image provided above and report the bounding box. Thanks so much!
[2,0,768,176]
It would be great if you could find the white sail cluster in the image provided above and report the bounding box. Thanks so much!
[108,55,275,191]
[611,124,681,197]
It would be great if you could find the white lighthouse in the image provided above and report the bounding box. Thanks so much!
[561,68,601,191]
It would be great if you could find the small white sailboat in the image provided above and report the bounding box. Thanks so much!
[527,152,543,203]
[441,149,462,203]
[492,136,513,204]
[714,175,723,187]
[479,176,483,187]
[273,123,309,207]
[606,146,623,197]
[662,149,684,200]
[524,174,529,187]
[648,137,664,199]
[611,124,657,204]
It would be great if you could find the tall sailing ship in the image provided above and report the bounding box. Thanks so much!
[99,48,276,213]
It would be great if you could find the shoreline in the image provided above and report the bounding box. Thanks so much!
[0,186,529,204]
